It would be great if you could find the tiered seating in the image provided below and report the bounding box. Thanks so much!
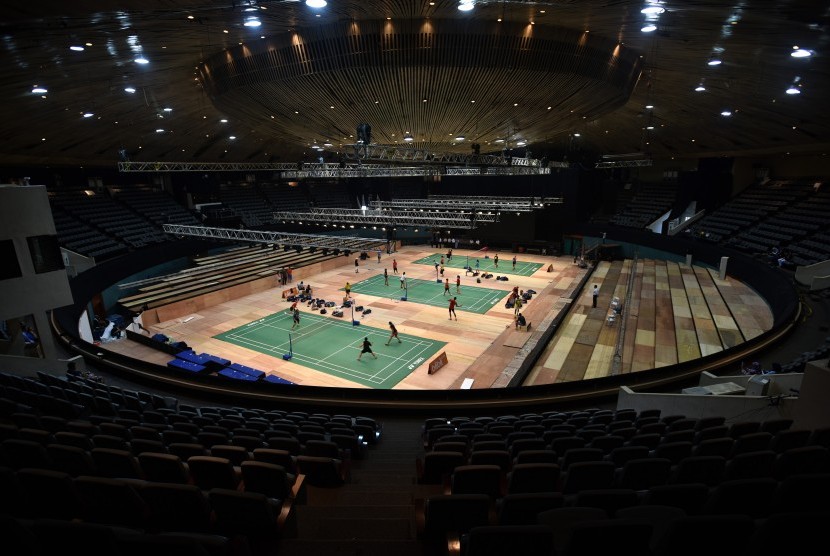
[50,189,168,250]
[689,179,829,265]
[117,244,338,312]
[609,181,677,229]
[113,186,201,227]
[260,182,309,212]
[308,183,353,208]
[51,205,128,260]
[218,183,274,227]
[414,409,830,555]
[0,369,384,553]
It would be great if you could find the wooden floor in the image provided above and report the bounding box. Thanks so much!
[104,248,773,390]
[524,259,774,385]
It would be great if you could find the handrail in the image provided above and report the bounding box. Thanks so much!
[612,250,638,375]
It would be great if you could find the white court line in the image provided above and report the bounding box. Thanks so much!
[220,312,440,384]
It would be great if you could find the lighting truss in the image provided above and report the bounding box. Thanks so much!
[594,159,654,168]
[119,161,298,172]
[370,196,563,212]
[272,207,499,229]
[162,224,387,252]
[343,144,542,167]
[118,160,551,176]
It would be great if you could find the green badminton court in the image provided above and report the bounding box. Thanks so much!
[346,274,506,314]
[413,252,544,277]
[214,310,446,389]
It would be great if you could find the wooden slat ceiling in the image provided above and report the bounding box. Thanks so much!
[0,0,827,167]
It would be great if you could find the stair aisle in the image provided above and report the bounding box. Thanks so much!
[276,417,435,555]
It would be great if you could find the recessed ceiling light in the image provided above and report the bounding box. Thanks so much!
[187,15,194,20]
[641,6,665,15]
[135,57,149,64]
[720,110,732,117]
[707,57,722,66]
[517,141,526,146]
[645,104,654,109]
[220,119,228,123]
[70,45,84,51]
[244,17,261,27]
[455,135,465,141]
[458,1,474,12]
[83,112,94,118]
[791,47,812,58]
[646,126,655,130]
[163,107,173,112]
[124,87,136,93]
[495,139,504,143]
[155,128,164,133]
[306,0,327,7]
[31,86,47,94]
[786,86,801,95]
[695,84,706,92]
[229,136,236,140]
[573,133,581,137]
[641,24,657,33]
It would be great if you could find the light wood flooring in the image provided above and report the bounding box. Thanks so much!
[103,248,773,391]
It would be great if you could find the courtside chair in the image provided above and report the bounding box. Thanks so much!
[724,450,777,481]
[417,493,491,552]
[209,444,251,466]
[614,457,672,491]
[15,467,82,520]
[252,448,298,474]
[166,442,208,461]
[559,518,653,556]
[670,455,726,487]
[561,461,616,495]
[46,443,97,477]
[573,488,640,517]
[73,475,149,529]
[207,487,286,554]
[461,524,555,556]
[416,451,466,485]
[505,463,560,495]
[187,455,240,491]
[703,477,778,519]
[450,464,503,500]
[295,455,347,487]
[139,481,214,533]
[138,452,191,484]
[496,492,564,526]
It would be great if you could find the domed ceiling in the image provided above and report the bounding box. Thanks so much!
[0,1,827,167]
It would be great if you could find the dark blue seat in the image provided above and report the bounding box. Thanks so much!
[264,374,295,385]
[166,359,206,374]
[217,368,260,381]
[227,363,266,379]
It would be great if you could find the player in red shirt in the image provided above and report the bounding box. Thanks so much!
[448,297,461,320]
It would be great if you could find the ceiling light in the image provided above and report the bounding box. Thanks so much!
[646,126,655,130]
[645,104,654,109]
[495,139,504,143]
[306,0,327,7]
[229,136,236,140]
[31,86,47,94]
[244,16,261,27]
[135,56,149,64]
[69,45,85,51]
[695,84,706,92]
[720,110,732,117]
[641,24,657,33]
[404,133,414,142]
[707,56,722,66]
[786,86,801,95]
[155,128,164,133]
[641,6,665,15]
[455,135,465,141]
[220,119,228,123]
[163,107,173,112]
[573,133,581,137]
[83,112,94,118]
[124,87,136,93]
[458,1,474,12]
[517,141,526,146]
[791,47,812,58]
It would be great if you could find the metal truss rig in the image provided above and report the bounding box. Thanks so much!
[372,196,563,212]
[595,159,654,168]
[119,160,552,177]
[343,144,541,167]
[272,208,499,229]
[162,224,386,253]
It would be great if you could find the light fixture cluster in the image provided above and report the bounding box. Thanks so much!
[458,1,474,12]
[640,1,665,32]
